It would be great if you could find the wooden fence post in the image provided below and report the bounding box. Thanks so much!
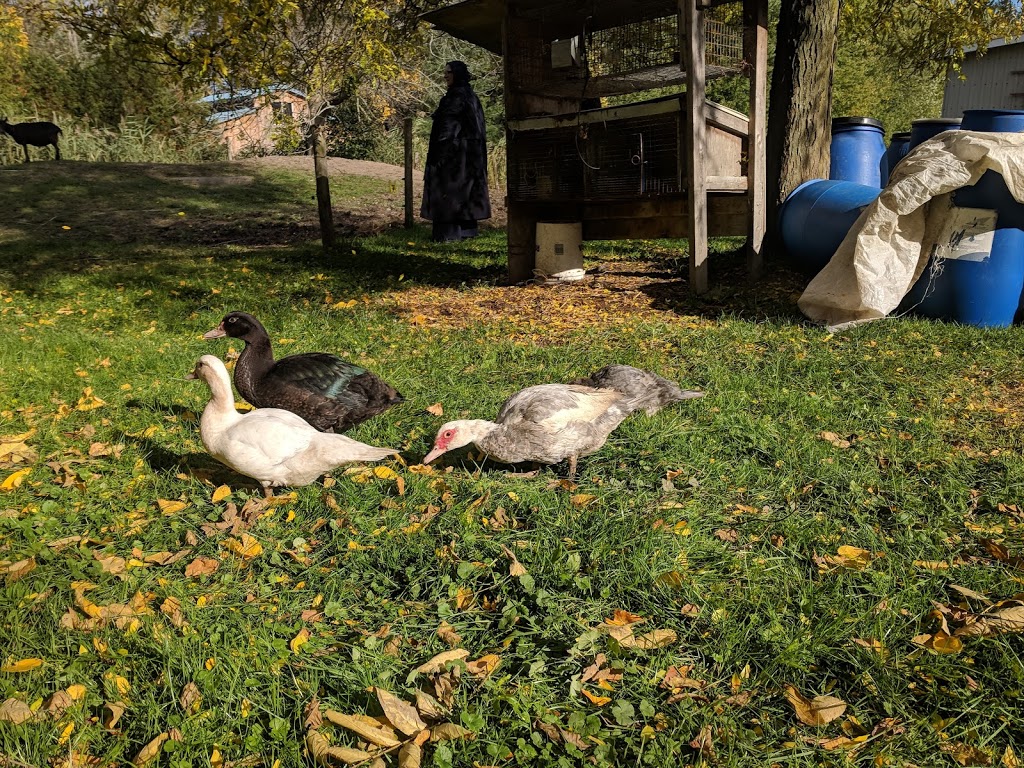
[404,117,414,228]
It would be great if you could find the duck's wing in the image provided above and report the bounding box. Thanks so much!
[269,353,372,408]
[222,410,317,467]
[497,384,624,430]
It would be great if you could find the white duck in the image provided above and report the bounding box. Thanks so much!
[571,364,704,415]
[187,355,397,495]
[422,383,632,478]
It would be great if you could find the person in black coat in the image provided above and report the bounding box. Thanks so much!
[421,60,492,242]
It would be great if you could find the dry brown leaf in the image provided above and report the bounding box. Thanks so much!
[103,701,125,731]
[955,602,1024,637]
[323,710,402,747]
[414,689,448,722]
[940,741,992,766]
[454,586,474,611]
[619,628,677,650]
[689,725,715,758]
[0,697,36,724]
[819,431,852,449]
[46,690,77,718]
[375,688,427,736]
[306,730,373,766]
[465,654,500,679]
[303,697,323,731]
[2,556,36,583]
[784,685,846,726]
[436,621,462,646]
[558,728,589,751]
[414,649,469,675]
[425,403,444,416]
[398,742,422,768]
[133,732,170,766]
[180,682,201,714]
[1003,745,1020,768]
[184,557,220,577]
[429,723,474,742]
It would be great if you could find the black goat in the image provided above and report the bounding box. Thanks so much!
[0,118,62,162]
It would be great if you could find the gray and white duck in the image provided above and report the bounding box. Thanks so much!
[204,311,403,433]
[422,383,634,478]
[187,355,398,496]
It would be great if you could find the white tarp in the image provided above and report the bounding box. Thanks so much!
[797,130,1024,330]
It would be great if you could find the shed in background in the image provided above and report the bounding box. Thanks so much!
[203,88,308,159]
[943,38,1024,116]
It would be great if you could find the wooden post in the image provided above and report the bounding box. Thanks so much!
[682,0,708,294]
[404,116,414,229]
[744,0,768,281]
[312,114,335,249]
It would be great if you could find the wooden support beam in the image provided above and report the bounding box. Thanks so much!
[744,0,768,281]
[403,117,414,229]
[682,0,708,294]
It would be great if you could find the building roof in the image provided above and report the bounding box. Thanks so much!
[201,86,307,105]
[421,0,683,54]
[962,36,1023,55]
[209,107,257,124]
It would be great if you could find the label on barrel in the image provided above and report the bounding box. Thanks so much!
[935,207,997,262]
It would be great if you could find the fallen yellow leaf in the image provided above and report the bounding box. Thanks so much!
[211,485,231,503]
[290,628,310,654]
[581,689,611,706]
[1,658,44,673]
[157,499,188,515]
[0,468,31,492]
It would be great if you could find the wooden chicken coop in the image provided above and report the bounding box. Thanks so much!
[422,0,767,292]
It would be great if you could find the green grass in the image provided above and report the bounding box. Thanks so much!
[1,160,1023,768]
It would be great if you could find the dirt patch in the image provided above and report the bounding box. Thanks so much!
[387,254,807,338]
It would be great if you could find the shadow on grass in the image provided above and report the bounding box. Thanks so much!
[1,160,809,322]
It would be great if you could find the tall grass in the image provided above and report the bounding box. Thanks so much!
[0,115,227,165]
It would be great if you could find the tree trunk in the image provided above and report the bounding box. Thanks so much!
[312,114,335,250]
[766,0,841,251]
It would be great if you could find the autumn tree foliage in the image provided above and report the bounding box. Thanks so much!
[49,0,425,248]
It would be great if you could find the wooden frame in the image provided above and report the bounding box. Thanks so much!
[422,0,768,292]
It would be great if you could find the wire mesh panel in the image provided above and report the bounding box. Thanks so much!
[508,109,683,202]
[506,6,743,97]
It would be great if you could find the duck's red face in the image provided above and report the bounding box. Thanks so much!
[422,426,458,465]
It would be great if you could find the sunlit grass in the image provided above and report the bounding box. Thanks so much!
[1,161,1023,767]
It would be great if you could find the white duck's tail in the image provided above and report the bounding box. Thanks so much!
[329,435,399,463]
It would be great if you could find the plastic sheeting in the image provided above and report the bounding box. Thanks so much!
[797,131,1024,330]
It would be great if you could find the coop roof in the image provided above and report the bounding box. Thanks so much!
[421,0,681,55]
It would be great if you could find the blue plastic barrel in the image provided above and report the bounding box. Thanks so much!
[908,118,961,149]
[884,131,911,182]
[951,109,1024,326]
[903,109,1024,326]
[830,117,886,188]
[779,179,881,275]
